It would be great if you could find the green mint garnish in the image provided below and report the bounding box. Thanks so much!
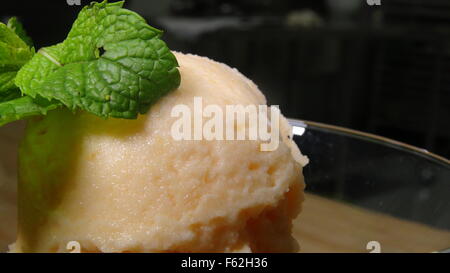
[7,17,34,48]
[0,96,60,124]
[0,18,34,105]
[0,0,180,126]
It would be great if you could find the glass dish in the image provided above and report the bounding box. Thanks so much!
[289,119,450,253]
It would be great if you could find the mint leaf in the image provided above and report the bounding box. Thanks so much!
[0,71,18,93]
[0,96,60,126]
[0,17,56,126]
[0,21,34,103]
[0,22,33,70]
[16,1,180,119]
[7,17,34,48]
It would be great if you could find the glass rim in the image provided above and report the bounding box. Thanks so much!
[288,118,450,167]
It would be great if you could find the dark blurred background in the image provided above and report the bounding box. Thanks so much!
[2,0,450,158]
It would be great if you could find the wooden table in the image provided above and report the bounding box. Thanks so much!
[293,194,450,253]
[1,123,450,253]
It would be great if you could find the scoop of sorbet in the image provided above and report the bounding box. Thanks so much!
[12,52,307,253]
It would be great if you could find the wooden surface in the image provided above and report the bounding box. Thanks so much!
[293,194,450,253]
[1,123,450,253]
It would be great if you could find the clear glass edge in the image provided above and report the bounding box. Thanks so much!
[288,118,450,168]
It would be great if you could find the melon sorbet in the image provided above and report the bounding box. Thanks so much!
[12,52,308,253]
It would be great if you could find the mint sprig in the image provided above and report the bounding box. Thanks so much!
[0,0,180,126]
[0,19,34,105]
